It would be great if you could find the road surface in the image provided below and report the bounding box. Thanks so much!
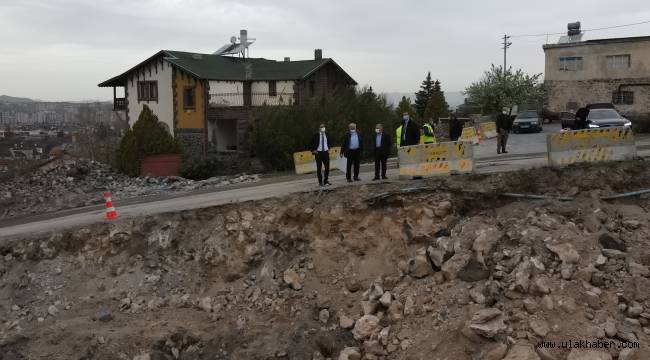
[1,124,649,240]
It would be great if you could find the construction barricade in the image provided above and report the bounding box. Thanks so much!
[479,122,498,139]
[398,141,474,178]
[459,127,480,145]
[546,127,636,166]
[293,147,341,174]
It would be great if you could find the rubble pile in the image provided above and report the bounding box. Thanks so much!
[0,162,649,359]
[0,159,260,219]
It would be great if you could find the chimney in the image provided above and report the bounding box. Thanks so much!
[284,57,291,62]
[314,49,323,60]
[240,29,248,44]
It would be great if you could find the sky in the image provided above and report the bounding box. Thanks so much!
[1,0,650,101]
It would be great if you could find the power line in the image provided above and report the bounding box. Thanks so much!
[509,19,650,38]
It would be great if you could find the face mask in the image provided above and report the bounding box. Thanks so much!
[375,129,381,134]
[350,129,356,133]
[403,116,409,121]
[320,127,325,132]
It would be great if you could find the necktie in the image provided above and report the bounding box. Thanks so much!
[320,133,324,151]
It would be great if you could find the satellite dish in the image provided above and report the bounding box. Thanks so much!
[230,36,237,44]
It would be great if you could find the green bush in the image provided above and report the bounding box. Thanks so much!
[251,87,396,171]
[114,105,180,175]
[179,156,222,180]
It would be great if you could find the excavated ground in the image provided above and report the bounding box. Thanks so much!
[1,161,650,360]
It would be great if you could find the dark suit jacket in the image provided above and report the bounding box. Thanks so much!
[341,132,363,157]
[400,120,420,146]
[373,132,392,158]
[310,132,331,152]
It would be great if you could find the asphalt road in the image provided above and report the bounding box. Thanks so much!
[1,124,649,240]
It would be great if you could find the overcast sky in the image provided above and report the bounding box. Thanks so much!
[1,0,650,101]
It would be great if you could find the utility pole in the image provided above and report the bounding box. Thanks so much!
[502,34,512,76]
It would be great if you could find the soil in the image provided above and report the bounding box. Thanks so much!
[1,161,650,360]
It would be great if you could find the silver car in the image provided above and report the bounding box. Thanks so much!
[513,110,543,133]
[587,109,632,128]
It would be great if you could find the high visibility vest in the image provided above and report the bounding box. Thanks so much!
[422,123,436,144]
[396,125,403,147]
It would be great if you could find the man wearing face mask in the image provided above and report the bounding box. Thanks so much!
[341,122,363,182]
[496,110,512,154]
[310,123,332,186]
[373,123,391,180]
[399,112,421,147]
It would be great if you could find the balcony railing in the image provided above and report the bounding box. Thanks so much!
[114,98,127,111]
[209,92,295,107]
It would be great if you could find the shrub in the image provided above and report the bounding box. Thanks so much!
[114,105,180,176]
[179,156,222,180]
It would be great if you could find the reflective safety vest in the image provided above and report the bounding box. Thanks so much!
[421,123,436,144]
[396,125,403,147]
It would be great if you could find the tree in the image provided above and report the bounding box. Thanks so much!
[464,64,543,115]
[395,96,415,118]
[423,79,449,122]
[414,72,434,118]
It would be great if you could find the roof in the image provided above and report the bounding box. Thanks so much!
[99,50,357,87]
[543,35,650,50]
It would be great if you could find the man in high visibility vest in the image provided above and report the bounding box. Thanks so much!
[421,119,436,144]
[395,125,403,147]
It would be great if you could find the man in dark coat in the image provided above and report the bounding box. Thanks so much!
[341,122,363,182]
[399,112,420,147]
[449,114,463,141]
[496,110,512,154]
[372,123,391,180]
[309,123,332,186]
[574,108,589,130]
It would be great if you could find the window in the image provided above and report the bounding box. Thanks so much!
[183,86,196,109]
[268,81,277,97]
[607,54,631,70]
[612,91,634,105]
[559,56,583,71]
[137,81,158,101]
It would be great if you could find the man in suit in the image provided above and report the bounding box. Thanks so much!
[399,112,420,147]
[496,110,512,154]
[310,123,331,186]
[373,123,391,180]
[341,122,363,182]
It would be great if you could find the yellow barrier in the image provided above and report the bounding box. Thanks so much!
[460,127,480,145]
[479,122,498,139]
[293,147,341,174]
[546,128,636,166]
[398,141,474,178]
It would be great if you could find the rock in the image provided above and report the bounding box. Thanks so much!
[435,201,453,217]
[618,348,637,360]
[407,253,432,278]
[352,315,380,340]
[626,303,643,318]
[469,308,507,338]
[530,318,550,337]
[388,300,404,321]
[363,340,386,356]
[503,344,541,360]
[426,246,448,269]
[361,301,379,315]
[339,314,355,329]
[97,309,113,322]
[283,269,302,290]
[602,249,626,259]
[345,278,362,293]
[546,243,580,264]
[535,348,558,360]
[622,220,641,230]
[47,305,59,316]
[318,309,330,323]
[403,296,415,316]
[603,321,617,337]
[628,262,649,277]
[584,291,601,309]
[338,347,361,360]
[379,292,392,308]
[566,349,612,360]
[523,298,539,314]
[367,283,384,301]
[595,255,608,266]
[530,276,552,295]
[514,260,532,293]
[378,326,390,346]
[598,233,626,251]
[478,343,508,360]
[199,297,212,312]
[133,354,151,360]
[441,252,471,281]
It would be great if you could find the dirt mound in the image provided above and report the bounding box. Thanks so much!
[1,162,650,359]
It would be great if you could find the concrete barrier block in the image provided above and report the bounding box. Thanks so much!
[546,127,636,166]
[398,141,474,178]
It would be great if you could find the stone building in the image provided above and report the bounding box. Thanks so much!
[543,35,650,124]
[99,35,356,157]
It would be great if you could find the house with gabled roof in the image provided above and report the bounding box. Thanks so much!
[98,34,357,157]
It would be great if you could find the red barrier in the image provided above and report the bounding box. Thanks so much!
[140,154,182,177]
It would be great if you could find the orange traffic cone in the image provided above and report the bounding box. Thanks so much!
[104,191,119,220]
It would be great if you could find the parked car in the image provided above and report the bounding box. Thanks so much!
[586,108,632,128]
[560,111,576,129]
[512,110,543,133]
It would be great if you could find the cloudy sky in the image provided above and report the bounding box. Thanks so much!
[1,0,650,101]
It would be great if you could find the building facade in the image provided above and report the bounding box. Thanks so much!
[543,36,650,124]
[99,49,356,156]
